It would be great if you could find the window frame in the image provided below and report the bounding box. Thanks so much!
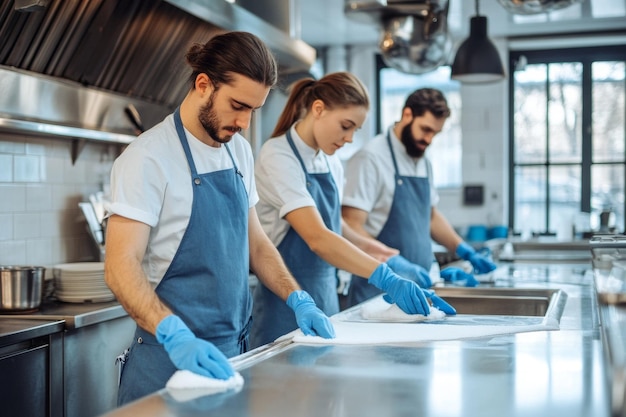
[508,45,626,234]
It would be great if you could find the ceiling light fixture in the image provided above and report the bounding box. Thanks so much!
[451,0,505,84]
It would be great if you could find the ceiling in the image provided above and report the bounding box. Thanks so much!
[297,0,380,47]
[295,0,626,49]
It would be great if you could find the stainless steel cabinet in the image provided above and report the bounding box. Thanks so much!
[63,315,135,417]
[0,303,136,417]
[0,320,64,417]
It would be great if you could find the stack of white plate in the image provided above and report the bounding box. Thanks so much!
[53,262,115,303]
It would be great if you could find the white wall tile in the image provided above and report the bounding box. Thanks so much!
[0,134,108,265]
[0,154,13,182]
[0,213,13,241]
[25,139,47,156]
[0,184,26,212]
[0,137,25,154]
[49,238,67,264]
[14,212,41,239]
[39,211,62,238]
[48,140,72,158]
[14,154,41,182]
[0,240,26,265]
[43,156,65,183]
[26,184,53,211]
[50,183,77,211]
[63,157,86,184]
[25,238,53,266]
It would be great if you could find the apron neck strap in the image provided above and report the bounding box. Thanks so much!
[174,107,241,179]
[386,128,401,176]
[174,107,199,178]
[286,128,330,174]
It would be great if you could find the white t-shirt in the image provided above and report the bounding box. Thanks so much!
[342,127,439,237]
[108,114,258,284]
[255,125,344,246]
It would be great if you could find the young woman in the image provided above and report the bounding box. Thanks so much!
[250,72,454,348]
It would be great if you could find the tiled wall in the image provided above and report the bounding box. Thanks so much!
[0,132,119,270]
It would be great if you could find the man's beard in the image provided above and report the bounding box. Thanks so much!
[400,123,427,158]
[198,93,240,144]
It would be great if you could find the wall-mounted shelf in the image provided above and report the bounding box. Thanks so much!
[0,117,135,165]
[0,117,135,144]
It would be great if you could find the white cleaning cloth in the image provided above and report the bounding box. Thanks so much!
[286,319,556,345]
[360,297,446,322]
[275,296,558,345]
[165,370,244,402]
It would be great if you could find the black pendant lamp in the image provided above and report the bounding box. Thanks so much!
[451,0,505,84]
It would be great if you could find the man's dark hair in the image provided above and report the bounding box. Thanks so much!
[404,88,451,119]
[185,31,278,89]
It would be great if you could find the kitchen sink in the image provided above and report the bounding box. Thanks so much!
[337,286,569,329]
[433,287,567,318]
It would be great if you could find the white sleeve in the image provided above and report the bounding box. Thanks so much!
[342,149,381,212]
[425,158,439,207]
[108,141,165,227]
[255,139,315,219]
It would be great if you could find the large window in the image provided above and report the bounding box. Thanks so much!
[509,46,626,235]
[377,55,462,188]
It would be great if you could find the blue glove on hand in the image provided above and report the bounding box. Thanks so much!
[456,242,497,274]
[423,289,457,315]
[287,291,336,339]
[156,315,234,380]
[440,267,479,287]
[369,263,430,316]
[386,255,432,288]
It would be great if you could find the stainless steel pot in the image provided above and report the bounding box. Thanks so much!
[0,266,45,311]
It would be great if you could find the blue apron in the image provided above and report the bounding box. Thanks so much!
[118,109,252,405]
[250,129,341,348]
[347,129,432,306]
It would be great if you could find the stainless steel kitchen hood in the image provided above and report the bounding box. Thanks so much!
[0,67,165,144]
[0,0,316,141]
[164,0,315,73]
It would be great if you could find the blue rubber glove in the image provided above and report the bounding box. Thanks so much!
[423,289,457,315]
[369,263,430,316]
[456,242,497,274]
[440,267,479,287]
[287,290,336,338]
[386,255,432,288]
[156,315,234,380]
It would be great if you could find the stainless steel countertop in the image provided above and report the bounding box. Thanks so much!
[599,301,626,416]
[0,300,127,329]
[0,318,65,346]
[100,263,619,417]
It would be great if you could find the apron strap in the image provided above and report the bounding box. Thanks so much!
[174,107,242,180]
[286,128,331,175]
[386,128,401,177]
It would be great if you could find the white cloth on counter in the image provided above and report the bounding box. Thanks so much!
[359,296,446,322]
[284,320,556,345]
[277,297,558,345]
[165,370,244,402]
